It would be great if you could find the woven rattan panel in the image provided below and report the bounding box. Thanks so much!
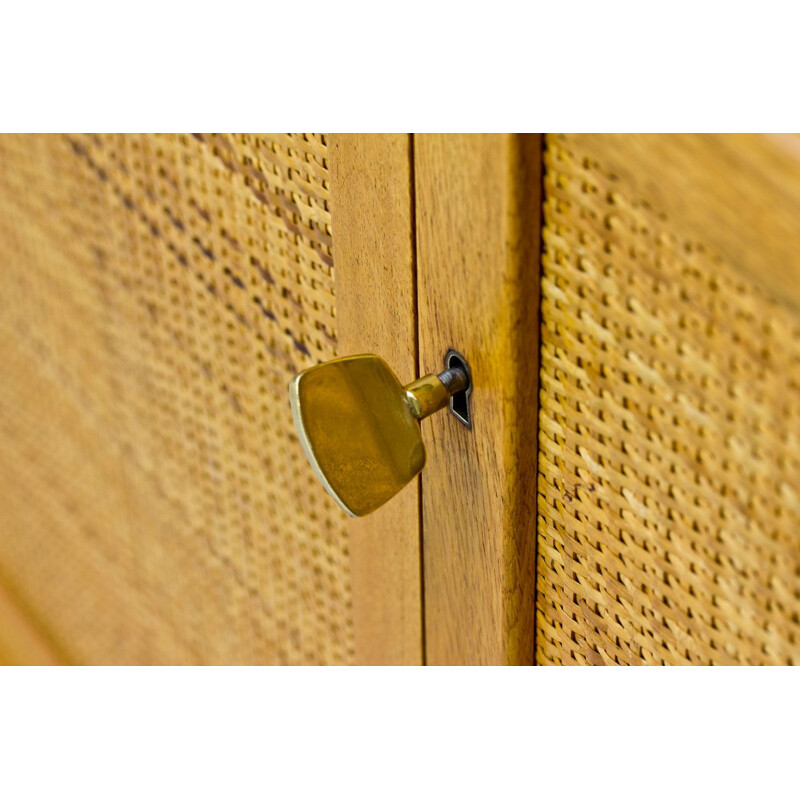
[0,133,354,664]
[536,134,800,665]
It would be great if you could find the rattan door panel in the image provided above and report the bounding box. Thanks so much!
[0,134,356,664]
[535,134,800,665]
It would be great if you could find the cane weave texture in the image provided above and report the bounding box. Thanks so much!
[536,134,800,665]
[0,133,354,664]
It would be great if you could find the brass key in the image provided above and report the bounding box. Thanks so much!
[290,352,471,516]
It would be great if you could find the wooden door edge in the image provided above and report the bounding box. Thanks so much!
[328,134,423,665]
[414,134,543,665]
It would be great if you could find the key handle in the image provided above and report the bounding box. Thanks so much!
[290,353,469,516]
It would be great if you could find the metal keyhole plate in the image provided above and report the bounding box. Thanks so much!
[444,349,473,429]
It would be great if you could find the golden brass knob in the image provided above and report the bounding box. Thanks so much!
[289,351,471,516]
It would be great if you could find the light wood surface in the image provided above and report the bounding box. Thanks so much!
[0,577,61,665]
[328,134,423,665]
[414,134,542,664]
[571,134,800,312]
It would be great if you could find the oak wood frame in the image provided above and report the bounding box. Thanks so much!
[415,134,542,664]
[328,134,424,665]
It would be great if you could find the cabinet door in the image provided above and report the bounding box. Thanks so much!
[0,133,544,666]
[0,134,393,665]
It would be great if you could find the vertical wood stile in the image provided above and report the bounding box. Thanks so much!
[328,134,423,665]
[415,134,543,665]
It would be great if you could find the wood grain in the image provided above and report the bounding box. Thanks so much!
[328,134,423,665]
[570,134,800,312]
[414,134,542,664]
[0,577,61,665]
